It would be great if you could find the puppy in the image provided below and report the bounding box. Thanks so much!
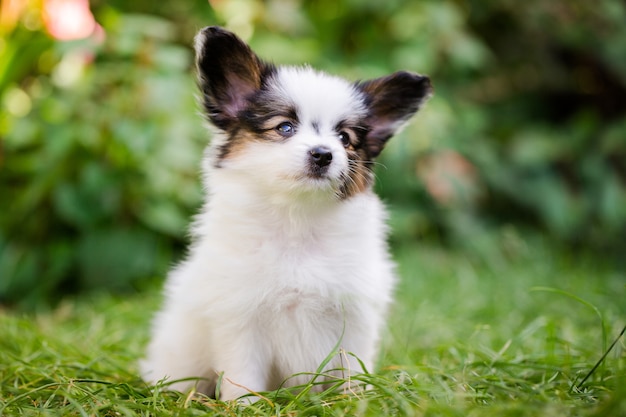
[141,26,432,401]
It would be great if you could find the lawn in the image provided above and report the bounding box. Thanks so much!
[1,231,624,416]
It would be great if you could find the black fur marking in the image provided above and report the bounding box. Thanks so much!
[239,90,299,135]
[214,95,299,163]
[311,121,320,134]
[334,120,370,151]
[352,125,370,150]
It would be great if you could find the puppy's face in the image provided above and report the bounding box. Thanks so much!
[219,67,374,198]
[195,27,432,199]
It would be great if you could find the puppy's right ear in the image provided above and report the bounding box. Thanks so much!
[194,27,268,130]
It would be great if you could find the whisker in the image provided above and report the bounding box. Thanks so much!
[349,157,388,170]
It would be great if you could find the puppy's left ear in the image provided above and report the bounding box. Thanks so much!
[356,71,432,158]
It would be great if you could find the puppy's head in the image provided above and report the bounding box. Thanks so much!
[195,27,432,200]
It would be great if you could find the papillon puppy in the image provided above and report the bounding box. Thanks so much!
[141,26,432,401]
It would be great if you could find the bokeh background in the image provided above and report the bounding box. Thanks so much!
[1,0,625,309]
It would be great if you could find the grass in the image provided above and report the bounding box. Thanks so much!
[1,230,625,416]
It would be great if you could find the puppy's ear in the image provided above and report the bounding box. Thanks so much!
[357,71,432,158]
[194,26,270,130]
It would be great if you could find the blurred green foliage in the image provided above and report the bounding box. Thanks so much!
[0,8,209,306]
[1,0,624,307]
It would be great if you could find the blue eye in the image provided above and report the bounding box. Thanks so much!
[276,122,295,137]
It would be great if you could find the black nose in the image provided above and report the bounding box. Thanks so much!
[309,146,333,167]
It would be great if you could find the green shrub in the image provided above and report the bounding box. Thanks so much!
[457,0,626,251]
[0,14,206,307]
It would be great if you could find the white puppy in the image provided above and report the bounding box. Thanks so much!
[141,26,432,401]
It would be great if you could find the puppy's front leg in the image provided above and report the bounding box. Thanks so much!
[212,333,269,401]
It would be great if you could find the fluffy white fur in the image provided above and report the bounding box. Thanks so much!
[141,26,431,401]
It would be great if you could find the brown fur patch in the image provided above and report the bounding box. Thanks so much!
[217,129,263,161]
[340,148,374,198]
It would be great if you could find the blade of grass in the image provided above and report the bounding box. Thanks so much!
[574,324,626,392]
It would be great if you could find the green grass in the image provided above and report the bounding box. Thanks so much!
[1,231,625,416]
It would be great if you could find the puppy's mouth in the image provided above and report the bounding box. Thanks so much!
[297,163,342,191]
[300,170,337,187]
[307,164,331,180]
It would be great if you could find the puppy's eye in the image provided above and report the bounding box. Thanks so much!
[338,131,351,148]
[276,122,295,137]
